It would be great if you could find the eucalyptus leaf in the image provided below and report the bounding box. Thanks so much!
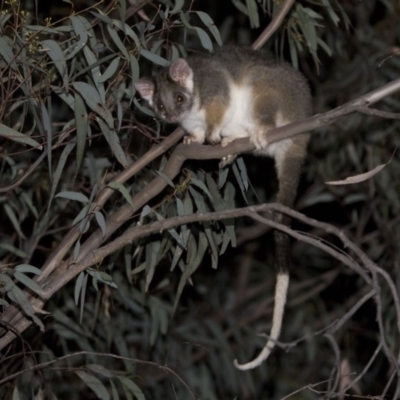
[55,191,89,203]
[76,371,110,400]
[108,181,134,208]
[0,124,42,149]
[139,49,169,67]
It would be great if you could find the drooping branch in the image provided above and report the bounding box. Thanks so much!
[251,0,296,51]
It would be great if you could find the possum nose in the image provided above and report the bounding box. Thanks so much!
[166,114,181,123]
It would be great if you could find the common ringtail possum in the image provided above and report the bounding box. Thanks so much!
[135,46,312,370]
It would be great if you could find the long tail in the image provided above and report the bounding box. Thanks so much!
[233,138,309,370]
[233,272,289,370]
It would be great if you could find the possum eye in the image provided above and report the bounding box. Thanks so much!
[176,94,185,104]
[157,103,164,111]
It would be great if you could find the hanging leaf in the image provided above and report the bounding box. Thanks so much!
[15,264,42,275]
[139,48,169,67]
[41,39,67,79]
[195,11,223,46]
[75,371,110,400]
[55,191,89,203]
[108,181,134,208]
[72,82,114,128]
[97,117,129,167]
[13,272,44,297]
[117,376,145,400]
[99,57,120,83]
[0,124,42,149]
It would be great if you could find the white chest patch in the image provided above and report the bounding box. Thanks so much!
[181,101,207,141]
[220,83,257,140]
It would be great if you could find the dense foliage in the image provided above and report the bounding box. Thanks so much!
[0,0,399,399]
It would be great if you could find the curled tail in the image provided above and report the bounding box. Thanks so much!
[233,139,309,371]
[233,272,289,370]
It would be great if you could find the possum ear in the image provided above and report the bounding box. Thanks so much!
[169,58,194,90]
[134,78,155,101]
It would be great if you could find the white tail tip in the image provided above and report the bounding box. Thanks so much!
[234,273,289,370]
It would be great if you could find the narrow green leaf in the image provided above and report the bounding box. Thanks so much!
[75,272,85,305]
[20,192,39,219]
[0,123,42,149]
[99,57,120,83]
[107,24,130,59]
[189,187,218,268]
[195,11,222,46]
[206,174,236,247]
[179,12,213,51]
[287,23,299,69]
[55,191,89,203]
[195,27,212,51]
[129,54,140,87]
[72,82,114,128]
[152,209,186,248]
[117,0,127,21]
[133,98,155,117]
[317,37,332,56]
[76,371,110,400]
[156,171,175,188]
[218,166,229,188]
[170,245,183,271]
[4,204,25,239]
[322,0,340,26]
[83,46,106,103]
[110,380,120,400]
[48,142,75,211]
[15,264,42,275]
[173,231,207,313]
[246,0,260,28]
[97,117,129,167]
[145,240,161,291]
[190,176,213,200]
[118,377,145,400]
[66,17,88,59]
[0,36,17,70]
[12,386,20,400]
[41,39,67,81]
[139,48,169,67]
[232,162,248,203]
[90,11,113,24]
[13,272,43,297]
[95,211,106,237]
[302,7,324,19]
[0,243,27,258]
[73,239,81,261]
[73,92,87,172]
[8,285,44,330]
[112,19,141,49]
[87,269,118,289]
[54,88,75,110]
[41,103,52,176]
[235,157,249,190]
[87,364,114,378]
[108,182,134,208]
[232,0,249,15]
[80,273,88,323]
[171,0,184,14]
